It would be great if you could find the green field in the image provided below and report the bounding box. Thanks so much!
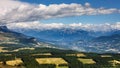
[0,47,120,68]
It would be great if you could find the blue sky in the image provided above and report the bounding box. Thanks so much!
[20,0,120,8]
[16,0,120,24]
[40,14,120,24]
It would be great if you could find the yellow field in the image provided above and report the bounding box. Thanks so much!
[6,58,23,66]
[78,58,96,64]
[0,47,8,52]
[109,60,120,64]
[66,53,86,57]
[32,53,52,56]
[13,47,35,52]
[101,55,112,58]
[77,53,86,57]
[66,54,76,56]
[36,58,68,65]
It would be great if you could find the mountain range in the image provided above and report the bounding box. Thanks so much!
[7,26,120,53]
[0,26,55,51]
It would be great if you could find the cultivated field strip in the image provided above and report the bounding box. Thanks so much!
[0,48,120,68]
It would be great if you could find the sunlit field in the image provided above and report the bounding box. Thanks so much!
[78,58,96,64]
[6,58,23,66]
[0,48,119,68]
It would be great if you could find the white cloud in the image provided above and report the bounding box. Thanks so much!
[85,2,91,7]
[7,21,65,30]
[97,8,117,14]
[7,21,120,31]
[0,0,120,24]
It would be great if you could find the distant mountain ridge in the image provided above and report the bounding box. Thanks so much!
[0,26,38,47]
[7,27,120,53]
[0,26,55,49]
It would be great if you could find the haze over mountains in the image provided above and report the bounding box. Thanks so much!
[6,23,120,53]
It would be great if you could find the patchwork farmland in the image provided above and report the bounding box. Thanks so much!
[0,47,120,68]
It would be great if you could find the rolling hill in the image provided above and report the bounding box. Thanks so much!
[0,26,55,52]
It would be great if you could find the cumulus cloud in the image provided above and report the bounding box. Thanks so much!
[7,21,120,31]
[7,21,65,30]
[0,0,120,24]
